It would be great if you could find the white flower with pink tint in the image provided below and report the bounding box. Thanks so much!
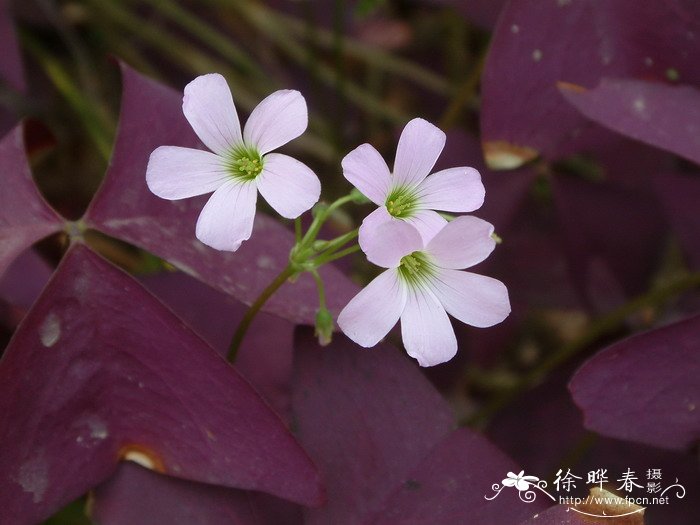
[342,118,484,249]
[337,217,510,367]
[147,73,321,251]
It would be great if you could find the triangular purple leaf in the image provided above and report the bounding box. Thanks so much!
[0,125,64,277]
[368,428,545,524]
[91,463,303,525]
[291,330,542,524]
[140,271,295,417]
[569,315,700,451]
[481,0,700,168]
[0,244,322,524]
[561,78,700,166]
[84,62,356,324]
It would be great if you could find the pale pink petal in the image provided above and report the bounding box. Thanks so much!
[393,118,446,187]
[400,287,457,367]
[338,269,406,347]
[183,74,243,155]
[358,206,393,257]
[342,143,392,205]
[195,180,257,251]
[361,219,423,269]
[416,167,484,212]
[430,268,511,328]
[425,216,496,269]
[403,209,447,244]
[256,153,320,219]
[243,90,307,154]
[146,146,229,199]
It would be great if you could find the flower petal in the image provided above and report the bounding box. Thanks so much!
[338,269,406,347]
[425,216,496,269]
[183,74,243,155]
[342,143,391,205]
[195,180,258,251]
[416,167,485,212]
[393,118,446,187]
[244,90,307,154]
[502,479,517,487]
[400,287,457,367]
[256,153,320,219]
[403,209,447,244]
[359,206,391,256]
[361,219,423,269]
[430,268,511,328]
[146,146,229,200]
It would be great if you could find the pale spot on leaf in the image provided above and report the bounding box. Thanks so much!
[40,313,61,348]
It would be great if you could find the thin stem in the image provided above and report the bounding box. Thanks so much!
[463,272,700,427]
[227,265,297,362]
[314,244,361,265]
[314,229,359,260]
[310,269,327,310]
[300,194,356,247]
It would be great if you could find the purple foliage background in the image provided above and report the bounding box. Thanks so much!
[0,0,698,524]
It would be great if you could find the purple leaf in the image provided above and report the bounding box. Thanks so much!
[291,330,544,524]
[0,248,53,332]
[84,62,357,324]
[654,171,700,270]
[0,244,322,525]
[91,463,302,525]
[368,428,545,524]
[561,78,700,166]
[569,314,700,451]
[481,0,700,168]
[140,271,295,416]
[0,124,64,277]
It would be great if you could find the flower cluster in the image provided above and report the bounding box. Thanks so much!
[147,74,510,366]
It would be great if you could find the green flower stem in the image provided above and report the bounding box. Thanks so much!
[227,264,297,362]
[462,271,700,428]
[312,230,359,263]
[300,194,356,248]
[310,269,327,311]
[313,244,361,265]
[230,192,361,358]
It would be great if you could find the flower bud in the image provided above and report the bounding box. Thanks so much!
[314,307,334,347]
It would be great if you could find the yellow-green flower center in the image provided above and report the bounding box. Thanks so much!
[385,186,419,219]
[398,251,435,287]
[227,146,264,181]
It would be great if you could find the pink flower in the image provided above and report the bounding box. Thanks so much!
[342,118,484,249]
[147,73,321,251]
[337,217,510,366]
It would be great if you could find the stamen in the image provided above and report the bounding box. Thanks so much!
[385,186,419,218]
[398,251,435,287]
[226,146,264,181]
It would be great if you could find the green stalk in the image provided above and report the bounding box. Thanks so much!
[227,265,297,362]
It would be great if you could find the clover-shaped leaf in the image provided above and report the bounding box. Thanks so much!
[0,244,322,524]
